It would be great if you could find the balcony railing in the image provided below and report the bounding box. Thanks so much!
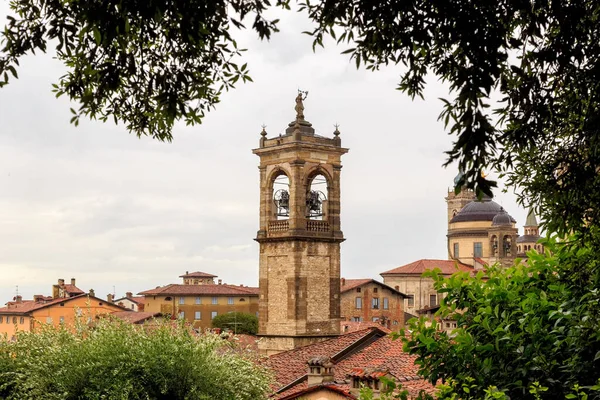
[268,220,289,232]
[307,220,330,232]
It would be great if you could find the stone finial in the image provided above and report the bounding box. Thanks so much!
[259,124,268,147]
[333,123,340,136]
[260,124,267,137]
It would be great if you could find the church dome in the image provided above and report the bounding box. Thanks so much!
[492,208,514,226]
[450,199,516,223]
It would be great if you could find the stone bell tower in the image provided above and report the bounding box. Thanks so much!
[253,92,348,355]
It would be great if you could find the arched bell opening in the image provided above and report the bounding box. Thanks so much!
[503,235,512,257]
[490,235,498,256]
[306,173,329,221]
[270,172,290,221]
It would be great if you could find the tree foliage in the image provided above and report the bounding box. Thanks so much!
[212,312,258,335]
[398,237,600,400]
[301,0,600,243]
[0,0,286,141]
[0,317,272,399]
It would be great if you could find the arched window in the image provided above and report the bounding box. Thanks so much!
[503,235,512,256]
[306,173,328,220]
[490,235,498,255]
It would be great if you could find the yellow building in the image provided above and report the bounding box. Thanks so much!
[138,271,259,331]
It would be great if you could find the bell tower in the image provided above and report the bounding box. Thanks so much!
[253,92,348,355]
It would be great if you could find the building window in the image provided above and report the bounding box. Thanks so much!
[0,317,2,324]
[228,297,234,305]
[453,243,459,258]
[393,320,398,325]
[371,298,379,309]
[352,317,362,322]
[430,294,437,307]
[383,298,389,310]
[356,288,361,293]
[179,297,185,305]
[131,304,134,310]
[256,311,259,318]
[165,297,172,301]
[372,317,379,322]
[195,297,201,305]
[406,295,415,307]
[59,316,65,324]
[473,242,483,258]
[194,311,201,320]
[373,288,378,293]
[355,297,362,309]
[211,311,218,319]
[19,317,24,324]
[212,297,218,305]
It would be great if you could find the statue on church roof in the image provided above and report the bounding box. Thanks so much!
[295,90,308,121]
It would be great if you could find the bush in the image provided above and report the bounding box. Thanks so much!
[212,312,258,335]
[400,236,600,400]
[0,317,271,399]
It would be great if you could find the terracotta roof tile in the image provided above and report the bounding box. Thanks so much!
[0,294,117,315]
[380,259,473,276]
[110,311,162,324]
[268,328,435,399]
[64,284,85,295]
[179,271,218,278]
[138,284,259,296]
[340,321,391,334]
[340,279,406,297]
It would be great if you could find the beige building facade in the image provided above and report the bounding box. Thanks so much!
[253,93,348,355]
[138,271,259,331]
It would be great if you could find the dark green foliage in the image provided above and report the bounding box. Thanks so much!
[0,318,271,399]
[212,312,258,335]
[301,0,600,243]
[398,237,600,399]
[0,0,288,141]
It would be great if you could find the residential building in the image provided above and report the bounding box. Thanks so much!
[339,278,405,329]
[0,293,127,339]
[380,259,473,317]
[265,326,434,399]
[253,93,348,355]
[138,272,259,331]
[113,292,145,312]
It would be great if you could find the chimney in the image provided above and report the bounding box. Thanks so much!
[307,357,334,386]
[71,278,76,286]
[126,292,132,299]
[341,278,346,286]
[58,278,65,286]
[14,295,22,303]
[107,294,114,303]
[185,271,189,275]
[218,279,222,285]
[89,289,95,297]
[33,294,44,302]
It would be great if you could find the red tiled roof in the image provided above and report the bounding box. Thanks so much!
[0,294,128,315]
[380,259,473,276]
[110,311,161,324]
[340,278,406,297]
[276,381,357,400]
[179,271,218,278]
[138,284,259,296]
[114,296,145,304]
[64,284,85,295]
[267,327,435,399]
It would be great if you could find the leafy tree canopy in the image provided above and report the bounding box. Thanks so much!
[0,317,271,399]
[301,0,600,243]
[398,237,600,400]
[3,0,600,243]
[212,311,258,335]
[0,0,286,141]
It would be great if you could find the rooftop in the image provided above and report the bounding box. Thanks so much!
[450,199,516,224]
[380,259,473,276]
[138,284,259,296]
[340,278,406,297]
[267,327,434,399]
[179,271,218,278]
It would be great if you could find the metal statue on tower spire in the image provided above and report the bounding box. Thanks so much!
[295,90,308,121]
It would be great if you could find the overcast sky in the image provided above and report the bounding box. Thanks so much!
[0,6,527,302]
